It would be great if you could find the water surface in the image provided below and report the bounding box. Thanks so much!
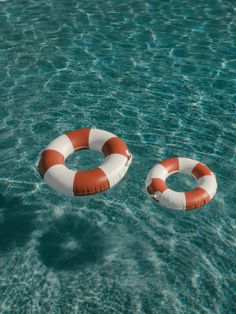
[0,0,235,313]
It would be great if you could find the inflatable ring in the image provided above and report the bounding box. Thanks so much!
[146,157,217,210]
[39,128,132,196]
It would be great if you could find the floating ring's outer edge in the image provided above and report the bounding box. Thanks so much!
[146,157,217,210]
[39,128,132,196]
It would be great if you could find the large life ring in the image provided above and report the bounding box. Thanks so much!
[146,157,217,210]
[39,128,132,196]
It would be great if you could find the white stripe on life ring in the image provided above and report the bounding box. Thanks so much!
[45,134,74,159]
[44,164,76,196]
[89,128,114,152]
[159,190,186,210]
[197,175,217,199]
[145,164,168,187]
[99,154,129,188]
[178,157,199,175]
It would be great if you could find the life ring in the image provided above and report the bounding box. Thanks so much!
[146,157,217,210]
[39,128,132,196]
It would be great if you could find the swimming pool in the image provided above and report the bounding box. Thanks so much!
[0,0,235,312]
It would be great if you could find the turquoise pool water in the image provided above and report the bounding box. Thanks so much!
[0,0,235,312]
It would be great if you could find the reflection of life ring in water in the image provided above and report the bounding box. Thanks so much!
[146,157,217,210]
[39,128,132,196]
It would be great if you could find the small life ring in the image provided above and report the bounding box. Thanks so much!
[39,128,132,196]
[146,157,217,210]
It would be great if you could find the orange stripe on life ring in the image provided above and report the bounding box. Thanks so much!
[192,163,212,179]
[102,137,128,157]
[73,168,110,196]
[147,178,168,195]
[39,150,64,178]
[185,188,211,210]
[65,128,90,151]
[160,158,179,174]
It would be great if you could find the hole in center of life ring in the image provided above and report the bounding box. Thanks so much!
[166,173,196,192]
[65,149,104,171]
